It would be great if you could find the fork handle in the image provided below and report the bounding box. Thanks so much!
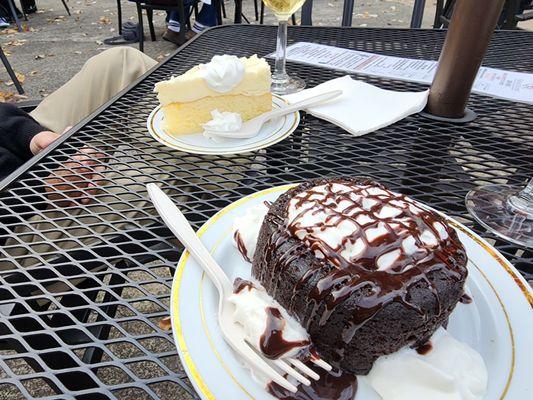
[269,89,343,120]
[147,183,233,299]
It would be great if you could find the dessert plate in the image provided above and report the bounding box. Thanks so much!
[170,185,533,400]
[147,96,299,155]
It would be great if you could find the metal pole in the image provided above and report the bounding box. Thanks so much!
[426,0,505,119]
[341,0,354,27]
[0,45,24,94]
[410,0,426,28]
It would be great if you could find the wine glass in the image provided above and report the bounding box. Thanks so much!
[262,0,306,95]
[466,178,532,248]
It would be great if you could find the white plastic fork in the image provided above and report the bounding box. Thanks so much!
[147,183,332,393]
[205,90,343,140]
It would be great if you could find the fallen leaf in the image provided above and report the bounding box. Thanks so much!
[99,16,111,25]
[29,70,38,76]
[0,90,15,103]
[73,9,82,15]
[14,94,28,101]
[15,72,25,84]
[158,316,172,331]
[109,27,115,32]
[35,54,45,59]
[74,50,82,54]
[95,40,103,45]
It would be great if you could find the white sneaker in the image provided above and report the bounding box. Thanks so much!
[0,18,10,28]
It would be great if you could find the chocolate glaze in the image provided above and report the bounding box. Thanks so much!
[260,307,310,359]
[233,277,254,294]
[414,341,433,355]
[459,293,473,304]
[252,177,468,373]
[267,363,357,400]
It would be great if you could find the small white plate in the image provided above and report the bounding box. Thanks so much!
[147,96,299,155]
[170,185,533,400]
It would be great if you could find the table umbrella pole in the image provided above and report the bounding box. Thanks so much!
[426,0,505,119]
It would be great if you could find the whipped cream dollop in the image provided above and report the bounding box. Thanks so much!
[367,327,487,400]
[287,182,453,272]
[232,202,270,262]
[199,54,245,93]
[202,109,243,141]
[229,279,310,359]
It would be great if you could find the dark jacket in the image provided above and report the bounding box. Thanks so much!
[0,103,44,181]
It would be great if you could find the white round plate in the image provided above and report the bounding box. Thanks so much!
[147,96,299,155]
[170,185,533,400]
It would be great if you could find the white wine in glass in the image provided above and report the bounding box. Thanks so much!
[263,0,306,94]
[263,0,306,20]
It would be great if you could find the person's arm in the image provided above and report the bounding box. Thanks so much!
[0,103,45,160]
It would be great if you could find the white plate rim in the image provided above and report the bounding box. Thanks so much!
[147,96,300,155]
[170,184,533,400]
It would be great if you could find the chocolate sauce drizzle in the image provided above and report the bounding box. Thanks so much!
[267,363,357,400]
[459,293,473,304]
[414,341,433,355]
[260,307,310,359]
[233,277,254,294]
[255,180,468,362]
[234,231,251,263]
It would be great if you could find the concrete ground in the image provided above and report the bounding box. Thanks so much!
[0,0,454,101]
[1,0,531,102]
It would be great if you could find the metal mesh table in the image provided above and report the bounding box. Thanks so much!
[0,25,531,399]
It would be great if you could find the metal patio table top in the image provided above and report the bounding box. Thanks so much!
[0,25,532,399]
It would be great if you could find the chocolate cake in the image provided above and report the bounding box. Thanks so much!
[252,177,468,374]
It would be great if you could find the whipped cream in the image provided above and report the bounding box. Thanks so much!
[287,182,452,272]
[366,327,487,400]
[229,279,310,359]
[199,55,245,93]
[232,202,270,262]
[202,109,243,141]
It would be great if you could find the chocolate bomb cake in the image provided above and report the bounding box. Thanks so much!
[252,177,468,374]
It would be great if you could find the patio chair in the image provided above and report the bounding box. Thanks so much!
[131,0,224,52]
[434,0,533,29]
[0,44,24,94]
[4,0,71,32]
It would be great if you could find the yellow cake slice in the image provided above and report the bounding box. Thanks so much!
[154,55,272,136]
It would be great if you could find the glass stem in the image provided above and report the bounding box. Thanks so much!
[507,177,533,217]
[272,19,289,83]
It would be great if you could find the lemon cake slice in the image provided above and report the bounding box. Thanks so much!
[154,55,272,136]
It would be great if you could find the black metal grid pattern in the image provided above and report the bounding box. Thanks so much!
[0,25,531,399]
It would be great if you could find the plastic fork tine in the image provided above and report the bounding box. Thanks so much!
[272,358,311,386]
[237,341,298,393]
[311,358,332,371]
[288,358,320,380]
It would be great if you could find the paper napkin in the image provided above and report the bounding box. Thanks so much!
[283,76,429,136]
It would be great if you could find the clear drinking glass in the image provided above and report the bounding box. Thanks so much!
[466,178,532,248]
[262,0,306,94]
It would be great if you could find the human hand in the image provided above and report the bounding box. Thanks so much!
[45,147,106,207]
[29,131,60,155]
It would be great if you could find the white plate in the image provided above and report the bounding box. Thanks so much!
[147,96,299,155]
[170,185,533,400]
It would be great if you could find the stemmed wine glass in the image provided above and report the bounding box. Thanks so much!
[262,0,306,94]
[466,178,532,248]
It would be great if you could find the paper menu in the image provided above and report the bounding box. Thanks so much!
[268,42,533,104]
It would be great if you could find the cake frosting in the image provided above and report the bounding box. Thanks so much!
[286,182,451,272]
[154,54,271,105]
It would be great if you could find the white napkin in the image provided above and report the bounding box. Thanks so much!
[283,76,429,136]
